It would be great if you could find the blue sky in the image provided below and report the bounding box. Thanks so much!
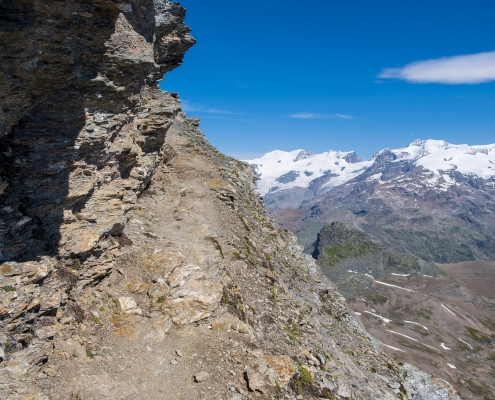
[160,0,495,160]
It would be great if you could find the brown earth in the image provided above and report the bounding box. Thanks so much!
[439,261,495,299]
[347,271,495,400]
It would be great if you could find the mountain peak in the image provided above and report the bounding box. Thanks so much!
[247,140,495,196]
[293,149,315,162]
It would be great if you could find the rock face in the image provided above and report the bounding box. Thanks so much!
[312,222,440,298]
[0,0,194,262]
[0,1,460,399]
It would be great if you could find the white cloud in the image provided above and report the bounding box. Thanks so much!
[379,50,495,84]
[181,100,244,115]
[290,113,354,119]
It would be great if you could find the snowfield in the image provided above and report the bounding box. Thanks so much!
[246,139,495,196]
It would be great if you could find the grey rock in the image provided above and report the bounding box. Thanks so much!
[194,371,209,382]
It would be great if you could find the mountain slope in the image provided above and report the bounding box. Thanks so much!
[311,222,495,400]
[248,140,495,263]
[249,140,495,198]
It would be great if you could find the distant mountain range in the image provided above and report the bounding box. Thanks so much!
[246,140,495,263]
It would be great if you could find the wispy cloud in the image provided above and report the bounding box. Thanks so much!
[378,50,495,84]
[289,113,354,120]
[181,100,244,115]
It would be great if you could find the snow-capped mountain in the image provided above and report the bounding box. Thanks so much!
[246,140,495,264]
[246,139,495,197]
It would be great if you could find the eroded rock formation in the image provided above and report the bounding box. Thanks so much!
[0,0,194,262]
[0,1,461,399]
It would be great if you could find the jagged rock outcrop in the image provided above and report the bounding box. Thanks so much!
[0,0,194,262]
[0,1,461,399]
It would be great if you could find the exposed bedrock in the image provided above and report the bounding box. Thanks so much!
[0,0,194,262]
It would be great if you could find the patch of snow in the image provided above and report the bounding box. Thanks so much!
[447,363,457,369]
[458,338,473,349]
[373,279,419,293]
[364,311,391,323]
[385,329,419,342]
[383,344,406,353]
[244,149,372,196]
[440,303,456,316]
[354,312,362,316]
[391,273,410,277]
[404,321,428,331]
[440,343,451,350]
[385,330,441,352]
[422,343,441,352]
[367,173,382,181]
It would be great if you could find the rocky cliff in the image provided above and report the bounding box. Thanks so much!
[0,1,461,399]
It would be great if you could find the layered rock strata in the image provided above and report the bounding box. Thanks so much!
[0,0,194,262]
[0,1,460,399]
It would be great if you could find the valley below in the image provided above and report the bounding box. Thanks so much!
[306,222,495,399]
[347,265,495,400]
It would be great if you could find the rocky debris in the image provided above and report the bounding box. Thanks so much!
[245,369,270,393]
[117,297,142,315]
[161,264,223,325]
[212,312,254,337]
[264,355,296,386]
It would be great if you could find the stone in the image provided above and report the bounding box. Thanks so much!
[167,265,202,288]
[212,313,252,335]
[194,371,209,382]
[301,349,319,364]
[117,297,142,315]
[246,371,269,393]
[264,355,295,386]
[152,315,173,334]
[337,384,352,398]
[160,266,222,325]
[44,368,57,377]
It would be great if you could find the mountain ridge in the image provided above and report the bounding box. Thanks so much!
[247,139,495,198]
[249,138,495,263]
